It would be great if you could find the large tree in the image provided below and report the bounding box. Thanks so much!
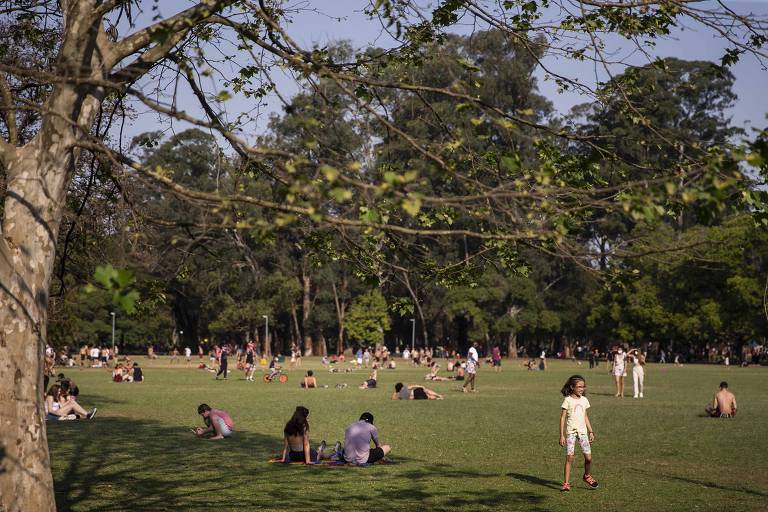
[1,1,767,510]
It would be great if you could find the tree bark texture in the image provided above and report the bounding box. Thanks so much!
[507,331,518,360]
[0,2,110,508]
[301,266,313,357]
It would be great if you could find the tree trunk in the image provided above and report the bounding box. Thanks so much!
[301,265,313,357]
[313,333,327,357]
[290,303,301,349]
[0,141,77,510]
[400,270,429,348]
[262,329,271,358]
[331,279,347,355]
[507,331,518,359]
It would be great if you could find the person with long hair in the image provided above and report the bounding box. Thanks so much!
[559,375,598,492]
[45,384,96,421]
[281,406,327,463]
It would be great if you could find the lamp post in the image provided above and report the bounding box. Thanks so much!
[179,330,184,347]
[110,312,116,352]
[262,315,269,350]
[410,318,416,352]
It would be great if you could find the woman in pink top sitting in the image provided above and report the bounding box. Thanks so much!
[194,403,234,440]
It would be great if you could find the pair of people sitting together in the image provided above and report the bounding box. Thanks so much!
[392,382,443,400]
[112,362,143,382]
[45,377,97,421]
[281,407,391,465]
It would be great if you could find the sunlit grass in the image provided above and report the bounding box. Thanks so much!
[49,357,768,511]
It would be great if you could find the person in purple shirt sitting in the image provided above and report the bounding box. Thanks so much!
[340,412,391,465]
[194,403,234,440]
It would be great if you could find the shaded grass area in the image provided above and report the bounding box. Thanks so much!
[49,359,768,511]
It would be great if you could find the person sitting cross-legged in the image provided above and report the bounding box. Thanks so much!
[339,412,391,465]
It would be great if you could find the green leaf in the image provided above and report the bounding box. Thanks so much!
[402,194,422,216]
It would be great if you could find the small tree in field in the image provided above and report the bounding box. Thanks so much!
[345,290,391,347]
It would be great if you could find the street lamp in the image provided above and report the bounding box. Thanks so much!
[262,315,269,349]
[110,312,116,352]
[179,330,184,347]
[410,318,416,352]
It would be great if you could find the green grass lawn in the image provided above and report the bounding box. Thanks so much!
[48,358,768,511]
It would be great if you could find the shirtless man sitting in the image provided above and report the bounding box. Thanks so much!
[705,381,738,417]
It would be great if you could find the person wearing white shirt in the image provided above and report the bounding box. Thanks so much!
[462,342,479,393]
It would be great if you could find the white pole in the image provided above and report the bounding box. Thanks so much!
[410,318,416,351]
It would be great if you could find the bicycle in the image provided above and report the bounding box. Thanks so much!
[263,369,289,384]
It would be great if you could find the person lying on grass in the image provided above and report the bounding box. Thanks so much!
[281,406,332,463]
[391,382,444,400]
[194,403,234,440]
[340,412,391,465]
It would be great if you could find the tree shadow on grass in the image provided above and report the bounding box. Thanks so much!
[50,416,280,511]
[506,472,562,490]
[50,416,551,511]
[629,468,768,498]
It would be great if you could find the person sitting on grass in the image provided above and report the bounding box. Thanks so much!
[391,382,443,400]
[132,362,144,383]
[705,381,738,418]
[280,406,330,463]
[359,367,378,389]
[425,362,450,381]
[453,362,465,381]
[45,384,97,421]
[194,403,234,440]
[340,412,391,465]
[301,370,317,389]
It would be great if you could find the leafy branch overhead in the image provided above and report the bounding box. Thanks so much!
[84,265,140,315]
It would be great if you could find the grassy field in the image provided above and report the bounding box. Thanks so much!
[48,357,768,511]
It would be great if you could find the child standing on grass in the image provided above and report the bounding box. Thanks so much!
[559,375,599,492]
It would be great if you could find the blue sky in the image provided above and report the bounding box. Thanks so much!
[121,1,768,144]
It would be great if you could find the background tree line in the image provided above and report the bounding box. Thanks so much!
[47,38,767,360]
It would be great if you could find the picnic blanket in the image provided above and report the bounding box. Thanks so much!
[268,457,395,466]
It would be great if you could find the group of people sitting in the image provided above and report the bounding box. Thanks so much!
[424,360,465,381]
[44,374,97,421]
[281,407,391,464]
[112,361,144,382]
[192,404,391,466]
